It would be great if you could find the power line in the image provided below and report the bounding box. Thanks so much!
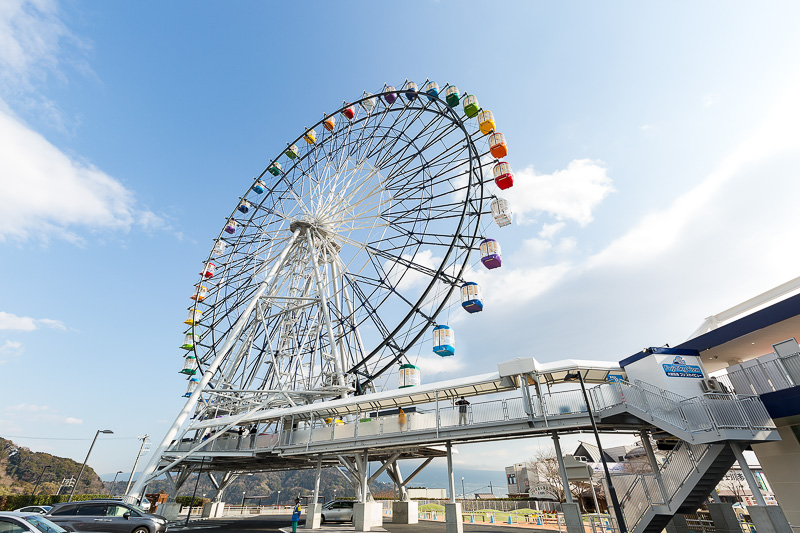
[2,435,139,441]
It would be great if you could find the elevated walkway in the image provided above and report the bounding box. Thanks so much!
[153,361,780,533]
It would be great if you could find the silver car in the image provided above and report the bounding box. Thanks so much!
[0,512,67,533]
[44,500,167,533]
[320,500,354,523]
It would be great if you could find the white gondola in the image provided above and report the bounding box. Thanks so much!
[360,92,377,113]
[180,333,198,350]
[491,197,513,227]
[191,286,209,302]
[180,355,198,375]
[183,377,200,397]
[212,240,227,256]
[399,363,421,388]
[184,309,203,325]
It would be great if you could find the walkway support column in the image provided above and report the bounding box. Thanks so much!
[731,443,792,533]
[387,460,418,525]
[305,457,322,529]
[353,452,382,532]
[444,442,463,533]
[552,433,583,533]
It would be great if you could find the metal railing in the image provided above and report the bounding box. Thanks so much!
[714,352,799,396]
[590,381,774,436]
[168,378,774,458]
[614,440,713,532]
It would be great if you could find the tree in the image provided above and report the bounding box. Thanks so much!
[527,449,592,512]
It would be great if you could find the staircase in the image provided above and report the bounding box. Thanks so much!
[611,440,738,533]
[590,379,776,444]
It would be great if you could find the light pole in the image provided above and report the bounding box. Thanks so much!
[242,491,246,514]
[565,372,627,533]
[124,434,150,496]
[69,429,113,502]
[109,471,123,496]
[276,490,281,507]
[28,465,51,505]
[461,477,465,500]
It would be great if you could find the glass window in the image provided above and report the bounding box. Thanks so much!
[0,519,28,533]
[106,505,130,517]
[75,504,107,516]
[49,506,77,516]
[23,516,66,533]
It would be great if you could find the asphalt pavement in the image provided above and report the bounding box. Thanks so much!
[170,515,544,533]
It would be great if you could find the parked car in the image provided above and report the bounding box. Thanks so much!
[320,500,354,523]
[12,507,52,515]
[0,512,67,533]
[44,499,167,533]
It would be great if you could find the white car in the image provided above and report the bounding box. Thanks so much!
[320,500,354,523]
[11,508,51,515]
[0,512,66,533]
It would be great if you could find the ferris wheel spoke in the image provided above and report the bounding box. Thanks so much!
[173,81,499,430]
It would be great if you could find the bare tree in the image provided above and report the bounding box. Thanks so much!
[527,449,590,512]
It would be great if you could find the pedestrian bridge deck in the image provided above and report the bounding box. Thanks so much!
[165,366,777,465]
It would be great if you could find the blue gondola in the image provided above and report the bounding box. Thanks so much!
[460,282,483,313]
[405,81,418,100]
[433,324,455,357]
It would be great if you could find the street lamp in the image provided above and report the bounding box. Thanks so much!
[565,372,626,533]
[461,477,465,500]
[28,465,51,505]
[69,429,114,502]
[276,490,281,506]
[110,471,123,496]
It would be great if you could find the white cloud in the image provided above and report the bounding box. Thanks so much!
[589,81,800,270]
[410,354,465,376]
[704,94,717,108]
[5,403,54,412]
[0,106,161,242]
[511,159,614,226]
[0,2,161,243]
[0,0,89,131]
[0,311,65,331]
[0,340,23,363]
[63,416,83,425]
[538,222,566,240]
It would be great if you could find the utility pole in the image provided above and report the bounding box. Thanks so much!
[124,435,150,496]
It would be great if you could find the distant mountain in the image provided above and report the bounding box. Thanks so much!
[100,462,507,503]
[0,438,105,495]
[102,466,393,505]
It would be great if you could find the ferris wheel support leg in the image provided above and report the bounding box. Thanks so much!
[306,229,347,391]
[125,230,302,503]
[333,258,370,372]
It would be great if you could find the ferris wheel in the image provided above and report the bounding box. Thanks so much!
[178,79,516,415]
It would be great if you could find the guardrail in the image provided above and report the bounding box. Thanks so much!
[168,379,774,456]
[589,381,775,437]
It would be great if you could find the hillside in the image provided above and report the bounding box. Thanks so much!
[0,438,105,496]
[0,437,393,503]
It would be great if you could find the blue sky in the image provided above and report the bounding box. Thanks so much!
[1,0,800,482]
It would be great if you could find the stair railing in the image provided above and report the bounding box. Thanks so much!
[614,439,713,532]
[589,380,774,435]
